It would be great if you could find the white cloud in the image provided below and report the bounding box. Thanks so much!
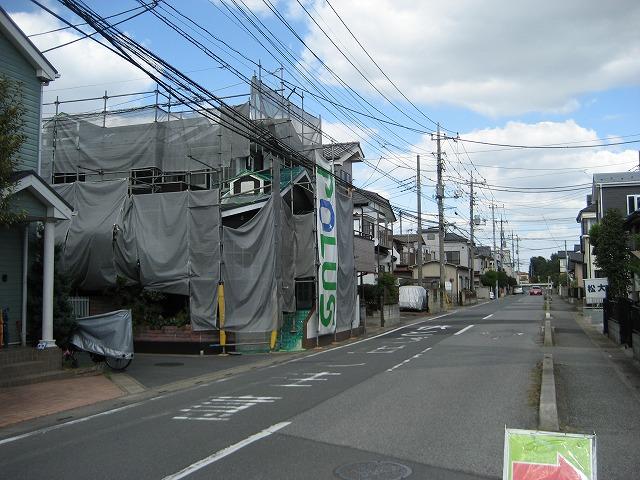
[9,9,155,115]
[321,119,376,144]
[295,0,640,116]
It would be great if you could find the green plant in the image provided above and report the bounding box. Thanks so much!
[0,74,27,226]
[590,209,631,299]
[105,277,166,328]
[27,227,75,346]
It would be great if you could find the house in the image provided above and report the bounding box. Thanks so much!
[576,194,598,282]
[473,245,493,289]
[392,233,428,280]
[411,260,470,305]
[352,188,396,284]
[557,249,584,295]
[34,74,361,349]
[0,7,72,348]
[421,227,472,291]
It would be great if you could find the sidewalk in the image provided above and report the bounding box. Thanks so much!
[0,311,438,432]
[548,295,640,479]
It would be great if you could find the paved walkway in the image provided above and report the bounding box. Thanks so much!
[0,375,123,428]
[549,296,640,479]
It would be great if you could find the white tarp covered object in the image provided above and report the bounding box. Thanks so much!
[399,286,427,311]
[71,309,134,359]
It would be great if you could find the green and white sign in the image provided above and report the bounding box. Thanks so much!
[503,429,596,480]
[316,164,337,335]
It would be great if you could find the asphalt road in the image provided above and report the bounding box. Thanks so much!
[0,295,545,480]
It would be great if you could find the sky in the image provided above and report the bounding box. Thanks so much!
[4,0,640,271]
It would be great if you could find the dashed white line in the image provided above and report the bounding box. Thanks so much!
[161,421,291,479]
[482,314,494,320]
[454,324,475,336]
[387,347,432,372]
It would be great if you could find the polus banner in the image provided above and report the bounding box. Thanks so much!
[316,160,338,335]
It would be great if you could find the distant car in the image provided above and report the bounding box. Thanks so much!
[529,286,543,296]
[513,286,523,295]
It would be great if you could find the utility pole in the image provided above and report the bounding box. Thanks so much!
[511,231,515,277]
[435,125,446,309]
[500,215,506,293]
[516,235,520,282]
[564,239,569,294]
[469,176,475,292]
[399,210,403,236]
[416,155,423,290]
[491,203,498,300]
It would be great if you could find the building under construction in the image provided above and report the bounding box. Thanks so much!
[42,79,361,350]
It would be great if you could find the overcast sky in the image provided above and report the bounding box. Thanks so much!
[5,0,640,269]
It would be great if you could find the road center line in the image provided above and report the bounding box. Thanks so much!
[161,421,291,480]
[387,347,432,372]
[482,314,494,320]
[454,325,475,336]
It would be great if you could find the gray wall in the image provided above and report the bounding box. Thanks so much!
[601,185,640,218]
[0,30,43,173]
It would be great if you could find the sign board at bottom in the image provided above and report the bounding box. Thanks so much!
[504,428,596,480]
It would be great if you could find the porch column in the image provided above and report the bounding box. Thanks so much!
[41,219,56,347]
[21,225,29,346]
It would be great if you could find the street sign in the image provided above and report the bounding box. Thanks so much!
[584,278,608,305]
[503,429,596,480]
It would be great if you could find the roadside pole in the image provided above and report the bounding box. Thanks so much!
[416,155,423,291]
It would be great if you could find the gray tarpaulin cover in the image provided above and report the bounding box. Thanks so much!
[336,191,357,331]
[41,104,250,180]
[293,213,315,278]
[222,195,278,332]
[53,179,128,290]
[113,190,221,330]
[71,309,134,359]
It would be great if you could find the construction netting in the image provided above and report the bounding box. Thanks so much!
[336,190,357,332]
[41,103,251,181]
[53,180,222,330]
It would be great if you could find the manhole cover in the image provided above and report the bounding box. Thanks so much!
[154,362,184,367]
[334,461,412,480]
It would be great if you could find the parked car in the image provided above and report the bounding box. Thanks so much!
[399,286,427,311]
[529,286,543,296]
[513,286,523,294]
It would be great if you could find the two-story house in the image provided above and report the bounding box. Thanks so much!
[576,194,598,282]
[1,8,72,348]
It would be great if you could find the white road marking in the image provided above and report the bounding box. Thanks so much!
[387,347,432,372]
[325,363,366,367]
[482,314,493,320]
[0,400,148,447]
[273,371,341,388]
[173,396,280,422]
[161,421,291,479]
[454,325,475,336]
[281,311,457,364]
[367,345,406,354]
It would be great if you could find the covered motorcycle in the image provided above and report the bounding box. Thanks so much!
[70,309,134,360]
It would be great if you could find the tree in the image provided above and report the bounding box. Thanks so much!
[589,209,631,299]
[27,227,74,346]
[0,74,26,226]
[529,254,560,285]
[480,269,516,289]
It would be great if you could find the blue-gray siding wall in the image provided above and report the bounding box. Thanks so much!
[0,29,42,173]
[601,185,640,218]
[0,226,24,345]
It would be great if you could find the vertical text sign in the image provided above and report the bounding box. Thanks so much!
[316,165,337,334]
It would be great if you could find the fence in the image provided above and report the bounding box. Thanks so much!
[603,298,639,347]
[69,296,90,319]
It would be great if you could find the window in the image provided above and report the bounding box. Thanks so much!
[339,169,352,183]
[427,233,435,240]
[445,251,460,265]
[627,194,640,215]
[53,172,85,184]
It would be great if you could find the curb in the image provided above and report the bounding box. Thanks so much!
[539,353,559,432]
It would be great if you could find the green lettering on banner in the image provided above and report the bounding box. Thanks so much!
[317,167,334,197]
[320,293,336,326]
[321,262,337,290]
[320,233,336,257]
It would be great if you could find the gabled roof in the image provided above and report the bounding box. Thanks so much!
[475,245,492,257]
[593,172,640,185]
[9,170,72,220]
[393,234,425,245]
[322,142,363,164]
[0,7,58,83]
[576,202,597,222]
[423,227,469,243]
[353,187,396,222]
